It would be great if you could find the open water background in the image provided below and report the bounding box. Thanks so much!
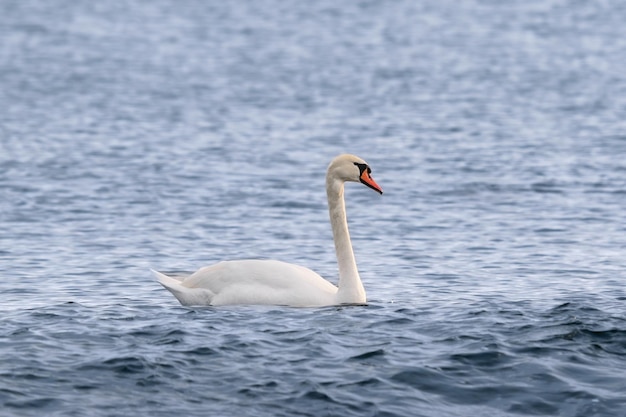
[1,1,626,416]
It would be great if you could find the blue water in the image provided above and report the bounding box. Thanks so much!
[2,1,626,416]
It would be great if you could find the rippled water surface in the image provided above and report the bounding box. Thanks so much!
[2,1,626,416]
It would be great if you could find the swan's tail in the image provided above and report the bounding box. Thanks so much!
[152,269,215,306]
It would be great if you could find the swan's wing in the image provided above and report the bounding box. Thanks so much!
[174,260,338,306]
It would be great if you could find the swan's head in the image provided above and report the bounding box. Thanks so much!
[327,154,383,194]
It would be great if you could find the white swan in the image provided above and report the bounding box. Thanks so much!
[153,154,383,307]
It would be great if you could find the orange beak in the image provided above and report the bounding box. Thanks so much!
[360,169,383,194]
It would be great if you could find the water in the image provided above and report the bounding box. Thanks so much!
[1,0,626,416]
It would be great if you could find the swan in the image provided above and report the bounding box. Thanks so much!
[153,153,383,307]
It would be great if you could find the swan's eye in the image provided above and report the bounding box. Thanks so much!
[353,162,369,175]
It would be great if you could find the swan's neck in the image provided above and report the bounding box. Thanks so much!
[327,179,366,304]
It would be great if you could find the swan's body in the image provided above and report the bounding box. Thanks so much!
[154,154,383,307]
